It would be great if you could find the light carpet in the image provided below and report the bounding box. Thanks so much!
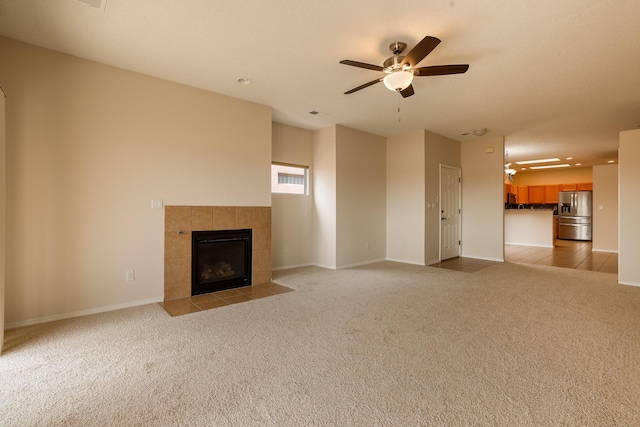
[2,261,640,426]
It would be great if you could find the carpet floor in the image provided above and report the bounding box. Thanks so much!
[2,261,640,426]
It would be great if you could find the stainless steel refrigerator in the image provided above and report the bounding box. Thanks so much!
[558,191,592,241]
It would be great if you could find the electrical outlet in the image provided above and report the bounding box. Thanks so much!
[125,270,135,282]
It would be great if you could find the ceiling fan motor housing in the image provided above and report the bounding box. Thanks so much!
[383,55,411,73]
[389,41,407,55]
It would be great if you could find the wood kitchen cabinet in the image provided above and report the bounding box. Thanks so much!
[560,183,577,191]
[528,186,545,204]
[545,185,560,204]
[577,182,593,190]
[517,186,529,204]
[504,183,515,203]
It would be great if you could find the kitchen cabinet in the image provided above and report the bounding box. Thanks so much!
[545,185,560,204]
[577,182,593,190]
[504,183,515,203]
[528,186,545,204]
[560,183,577,191]
[517,186,529,204]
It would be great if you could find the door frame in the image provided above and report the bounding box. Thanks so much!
[439,164,462,261]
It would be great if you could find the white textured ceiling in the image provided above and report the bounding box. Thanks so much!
[1,0,639,167]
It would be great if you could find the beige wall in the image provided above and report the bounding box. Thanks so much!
[619,129,640,286]
[425,130,461,264]
[1,38,272,327]
[312,125,337,269]
[271,123,313,270]
[511,167,593,185]
[1,88,5,350]
[592,164,618,253]
[386,131,425,265]
[336,125,386,268]
[461,136,505,261]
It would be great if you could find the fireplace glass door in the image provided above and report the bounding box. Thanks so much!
[191,229,252,296]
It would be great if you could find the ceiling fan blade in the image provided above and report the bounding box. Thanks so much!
[400,85,415,98]
[339,60,384,72]
[344,78,383,94]
[413,64,469,76]
[401,36,441,67]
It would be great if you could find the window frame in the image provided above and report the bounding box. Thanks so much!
[271,161,309,195]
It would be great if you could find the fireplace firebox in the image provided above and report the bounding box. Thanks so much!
[191,229,252,296]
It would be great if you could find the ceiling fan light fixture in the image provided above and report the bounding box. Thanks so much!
[383,70,414,92]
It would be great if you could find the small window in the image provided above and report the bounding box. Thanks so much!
[271,162,308,195]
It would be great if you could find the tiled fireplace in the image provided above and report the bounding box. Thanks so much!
[164,206,272,301]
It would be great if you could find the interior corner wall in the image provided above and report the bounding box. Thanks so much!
[386,131,425,265]
[335,125,386,269]
[424,130,461,264]
[619,129,640,286]
[0,37,272,327]
[312,125,337,269]
[461,136,505,261]
[0,89,6,351]
[271,123,313,270]
[592,164,618,253]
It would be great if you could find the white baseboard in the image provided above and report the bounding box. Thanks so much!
[386,258,426,266]
[619,281,640,287]
[311,263,337,270]
[337,258,387,269]
[592,248,618,253]
[5,296,164,330]
[271,263,314,271]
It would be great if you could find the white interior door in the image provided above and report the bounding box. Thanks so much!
[440,165,461,260]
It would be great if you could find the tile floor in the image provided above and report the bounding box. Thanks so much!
[430,240,618,274]
[505,239,617,273]
[429,257,499,273]
[160,282,294,317]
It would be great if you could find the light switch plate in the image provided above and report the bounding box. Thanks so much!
[151,199,163,210]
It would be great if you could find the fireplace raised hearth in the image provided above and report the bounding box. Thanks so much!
[191,229,252,296]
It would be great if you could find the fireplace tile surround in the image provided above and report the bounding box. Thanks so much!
[164,206,272,301]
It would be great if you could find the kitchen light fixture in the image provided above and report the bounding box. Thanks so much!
[473,128,488,136]
[607,160,616,163]
[237,78,253,85]
[528,164,571,170]
[383,70,414,92]
[515,158,560,165]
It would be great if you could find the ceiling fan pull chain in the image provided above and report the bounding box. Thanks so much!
[398,95,401,123]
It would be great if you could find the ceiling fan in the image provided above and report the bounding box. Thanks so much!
[340,35,469,98]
